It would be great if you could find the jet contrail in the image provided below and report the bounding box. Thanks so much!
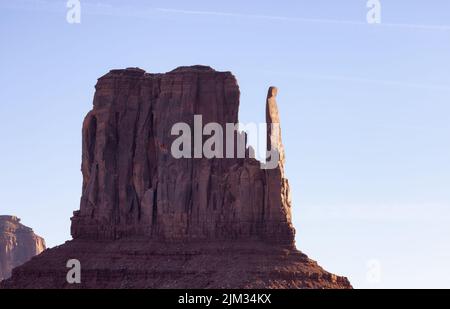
[3,2,450,31]
[256,70,450,91]
[156,8,450,31]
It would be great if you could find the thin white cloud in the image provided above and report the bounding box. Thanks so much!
[156,7,367,26]
[3,2,450,32]
[258,70,450,91]
[381,22,450,31]
[300,202,450,223]
[301,74,450,91]
[156,8,450,32]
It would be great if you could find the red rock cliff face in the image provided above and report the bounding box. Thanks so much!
[0,216,46,281]
[1,66,351,289]
[71,66,294,244]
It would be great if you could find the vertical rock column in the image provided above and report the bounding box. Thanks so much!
[266,86,285,175]
[264,86,294,244]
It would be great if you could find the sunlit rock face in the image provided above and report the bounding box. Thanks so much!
[0,215,46,281]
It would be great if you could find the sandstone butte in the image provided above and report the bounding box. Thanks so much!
[1,65,352,289]
[0,216,46,281]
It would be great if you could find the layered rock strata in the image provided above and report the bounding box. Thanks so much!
[71,65,294,244]
[1,66,351,289]
[0,216,46,281]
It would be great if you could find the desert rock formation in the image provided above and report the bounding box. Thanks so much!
[71,66,294,244]
[266,86,285,175]
[0,216,45,281]
[1,66,351,289]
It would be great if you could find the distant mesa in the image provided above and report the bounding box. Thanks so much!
[1,66,351,289]
[0,215,46,281]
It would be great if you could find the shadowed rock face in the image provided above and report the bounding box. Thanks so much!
[1,66,352,289]
[71,66,294,244]
[0,216,46,281]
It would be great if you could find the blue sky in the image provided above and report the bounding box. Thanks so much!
[1,0,449,288]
